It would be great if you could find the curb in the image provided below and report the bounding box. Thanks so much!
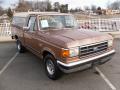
[0,36,15,43]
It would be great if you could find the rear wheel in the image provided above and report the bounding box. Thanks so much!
[16,40,25,53]
[44,54,62,80]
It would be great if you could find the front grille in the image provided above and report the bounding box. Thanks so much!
[80,41,108,56]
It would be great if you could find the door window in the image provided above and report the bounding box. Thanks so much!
[28,17,36,32]
[34,20,37,31]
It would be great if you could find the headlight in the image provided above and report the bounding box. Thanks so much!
[61,47,79,58]
[69,47,79,57]
[108,40,113,47]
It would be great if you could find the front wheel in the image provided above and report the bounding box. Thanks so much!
[16,40,25,53]
[44,54,62,80]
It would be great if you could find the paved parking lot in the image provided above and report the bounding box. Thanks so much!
[0,39,120,90]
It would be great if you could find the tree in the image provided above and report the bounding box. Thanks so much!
[15,2,32,12]
[84,6,90,10]
[0,7,3,16]
[0,1,3,16]
[60,4,68,13]
[91,5,97,13]
[53,2,60,12]
[7,8,13,18]
[70,7,83,13]
[70,9,74,13]
[107,1,120,10]
[97,7,102,15]
[46,1,52,11]
[30,1,47,11]
[22,0,52,11]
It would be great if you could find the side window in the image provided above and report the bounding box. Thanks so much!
[34,20,37,31]
[39,16,49,30]
[12,16,26,27]
[28,16,36,31]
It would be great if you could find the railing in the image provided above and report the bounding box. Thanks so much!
[0,23,11,36]
[78,18,120,32]
[0,18,120,37]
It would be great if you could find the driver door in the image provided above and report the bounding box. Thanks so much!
[24,16,39,51]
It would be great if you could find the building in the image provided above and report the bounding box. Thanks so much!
[106,9,120,15]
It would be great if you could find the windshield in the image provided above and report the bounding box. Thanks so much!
[39,15,78,30]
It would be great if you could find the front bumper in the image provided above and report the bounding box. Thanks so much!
[57,50,115,73]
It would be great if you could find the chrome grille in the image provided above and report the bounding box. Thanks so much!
[80,41,108,56]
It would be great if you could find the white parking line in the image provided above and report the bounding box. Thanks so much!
[0,52,19,76]
[95,67,116,90]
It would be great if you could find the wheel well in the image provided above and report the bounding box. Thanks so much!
[15,35,18,40]
[43,51,52,58]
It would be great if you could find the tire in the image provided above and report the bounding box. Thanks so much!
[16,40,25,53]
[11,36,14,39]
[44,54,62,80]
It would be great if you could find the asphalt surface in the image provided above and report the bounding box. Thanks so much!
[0,39,120,90]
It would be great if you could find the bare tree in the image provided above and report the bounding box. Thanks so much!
[91,5,97,13]
[70,7,82,13]
[26,1,52,11]
[0,0,3,16]
[60,4,68,13]
[15,1,32,12]
[96,7,102,15]
[53,2,60,12]
[107,0,120,10]
[0,6,3,16]
[84,6,90,10]
[33,1,47,11]
[46,1,52,11]
[7,8,13,18]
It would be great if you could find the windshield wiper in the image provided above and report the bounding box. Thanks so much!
[65,26,75,28]
[42,27,57,30]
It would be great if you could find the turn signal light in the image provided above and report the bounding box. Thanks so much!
[61,49,69,58]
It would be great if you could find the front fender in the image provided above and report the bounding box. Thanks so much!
[41,47,56,58]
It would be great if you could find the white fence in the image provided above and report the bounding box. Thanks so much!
[78,18,120,32]
[0,23,11,36]
[0,18,120,37]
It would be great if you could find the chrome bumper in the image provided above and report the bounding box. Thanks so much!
[57,50,115,73]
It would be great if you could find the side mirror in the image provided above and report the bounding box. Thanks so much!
[23,26,29,31]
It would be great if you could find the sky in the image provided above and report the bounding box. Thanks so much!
[0,0,117,9]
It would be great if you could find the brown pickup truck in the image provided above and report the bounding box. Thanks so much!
[12,12,115,80]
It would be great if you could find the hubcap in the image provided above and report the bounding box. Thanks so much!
[46,59,55,75]
[17,43,21,51]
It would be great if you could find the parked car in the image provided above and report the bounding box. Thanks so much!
[11,12,115,80]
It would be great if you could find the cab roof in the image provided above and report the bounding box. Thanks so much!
[13,12,71,17]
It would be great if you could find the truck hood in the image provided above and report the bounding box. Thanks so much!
[39,29,113,48]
